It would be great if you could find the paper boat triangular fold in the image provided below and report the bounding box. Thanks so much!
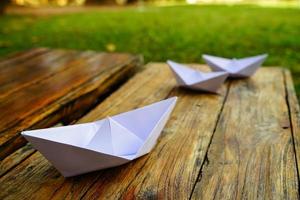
[167,60,228,93]
[21,97,177,177]
[202,54,268,78]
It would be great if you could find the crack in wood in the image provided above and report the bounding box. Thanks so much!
[283,69,300,194]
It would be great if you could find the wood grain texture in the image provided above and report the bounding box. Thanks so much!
[0,49,85,98]
[191,68,299,199]
[0,48,49,68]
[0,48,142,160]
[0,124,61,178]
[0,144,35,177]
[0,63,227,200]
[1,64,298,200]
[284,69,300,184]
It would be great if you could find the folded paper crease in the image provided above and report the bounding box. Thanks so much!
[202,54,268,77]
[22,97,177,177]
[167,60,228,93]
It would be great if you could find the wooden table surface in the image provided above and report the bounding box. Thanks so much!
[0,60,300,199]
[0,48,142,160]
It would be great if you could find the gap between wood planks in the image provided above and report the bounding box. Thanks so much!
[190,68,300,199]
[78,87,179,199]
[283,69,300,192]
[188,81,232,200]
[0,63,220,199]
[0,60,140,178]
[1,64,299,199]
[0,52,142,160]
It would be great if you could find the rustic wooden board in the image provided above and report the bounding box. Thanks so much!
[0,63,299,199]
[0,48,142,160]
[0,124,62,177]
[0,63,228,199]
[0,49,85,97]
[191,68,299,199]
[0,143,35,177]
[284,70,300,182]
[0,48,49,68]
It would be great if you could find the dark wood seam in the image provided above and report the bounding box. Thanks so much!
[188,81,232,200]
[283,69,300,195]
[0,56,140,160]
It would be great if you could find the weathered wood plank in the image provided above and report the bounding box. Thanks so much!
[0,144,35,177]
[0,49,86,98]
[0,49,142,160]
[284,69,300,183]
[0,48,49,67]
[0,124,62,178]
[0,63,227,200]
[191,68,299,199]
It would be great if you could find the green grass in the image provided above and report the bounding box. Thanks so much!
[0,5,299,98]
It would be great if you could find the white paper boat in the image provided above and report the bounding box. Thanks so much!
[167,60,228,93]
[21,97,177,177]
[202,54,268,78]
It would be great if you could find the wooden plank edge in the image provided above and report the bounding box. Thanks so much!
[283,69,300,190]
[0,55,143,160]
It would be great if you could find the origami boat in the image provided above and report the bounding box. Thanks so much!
[167,60,228,93]
[202,54,268,78]
[21,97,177,177]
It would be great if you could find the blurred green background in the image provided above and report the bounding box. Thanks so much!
[0,4,299,98]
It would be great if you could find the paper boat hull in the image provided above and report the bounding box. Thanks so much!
[23,135,130,177]
[167,60,228,93]
[230,58,266,78]
[186,72,228,93]
[203,54,268,78]
[21,97,177,177]
[201,57,227,73]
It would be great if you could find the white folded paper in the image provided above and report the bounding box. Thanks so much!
[167,60,228,93]
[22,97,177,177]
[202,54,268,78]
